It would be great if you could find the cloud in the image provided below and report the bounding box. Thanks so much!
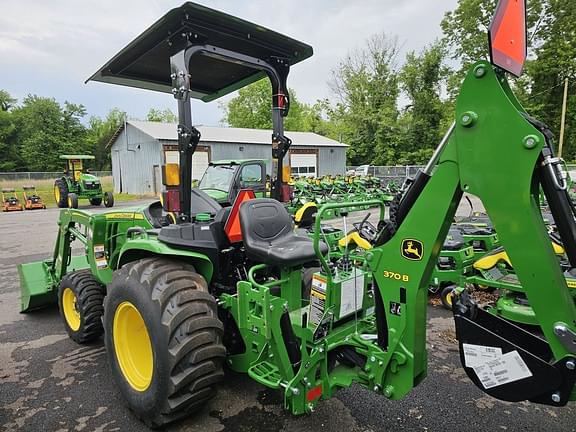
[0,0,457,125]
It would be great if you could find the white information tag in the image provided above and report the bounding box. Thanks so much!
[472,350,532,389]
[463,343,503,367]
[340,270,364,318]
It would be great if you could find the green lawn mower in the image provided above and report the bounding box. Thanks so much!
[54,155,114,208]
[18,1,576,428]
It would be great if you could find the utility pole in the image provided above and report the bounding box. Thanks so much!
[558,78,569,158]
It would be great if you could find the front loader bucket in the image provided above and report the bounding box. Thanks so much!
[19,260,58,312]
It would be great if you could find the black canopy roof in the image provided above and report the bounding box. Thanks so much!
[86,2,313,101]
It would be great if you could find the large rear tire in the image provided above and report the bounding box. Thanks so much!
[54,179,69,208]
[103,258,225,427]
[58,270,105,343]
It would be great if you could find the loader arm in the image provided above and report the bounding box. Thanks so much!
[367,60,576,404]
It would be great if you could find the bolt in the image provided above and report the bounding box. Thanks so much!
[378,361,384,366]
[460,111,477,127]
[269,305,274,311]
[551,392,561,403]
[370,356,376,363]
[292,387,300,396]
[307,403,315,413]
[170,73,177,80]
[171,88,178,94]
[554,325,566,336]
[373,385,379,392]
[319,347,324,353]
[384,385,394,398]
[566,360,576,370]
[474,65,486,78]
[523,135,539,149]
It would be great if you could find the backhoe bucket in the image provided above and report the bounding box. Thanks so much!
[453,291,576,406]
[19,260,58,312]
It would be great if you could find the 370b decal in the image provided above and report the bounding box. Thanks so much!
[383,270,409,282]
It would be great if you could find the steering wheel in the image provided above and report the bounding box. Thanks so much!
[352,213,378,243]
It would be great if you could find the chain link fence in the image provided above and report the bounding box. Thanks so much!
[0,171,113,190]
[346,165,425,187]
[0,171,111,182]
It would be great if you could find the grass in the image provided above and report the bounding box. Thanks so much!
[0,176,154,208]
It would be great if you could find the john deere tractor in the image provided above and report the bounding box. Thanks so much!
[19,1,576,428]
[54,155,114,208]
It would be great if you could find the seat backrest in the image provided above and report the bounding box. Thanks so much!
[239,199,293,249]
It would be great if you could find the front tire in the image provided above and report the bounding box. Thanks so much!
[68,193,79,209]
[103,258,225,427]
[440,285,457,310]
[58,270,105,343]
[104,192,114,207]
[90,197,103,206]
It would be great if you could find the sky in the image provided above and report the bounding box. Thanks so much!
[0,0,459,126]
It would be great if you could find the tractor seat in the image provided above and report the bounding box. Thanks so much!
[239,198,328,267]
[143,200,170,228]
[443,228,465,251]
[457,224,494,235]
[474,246,512,270]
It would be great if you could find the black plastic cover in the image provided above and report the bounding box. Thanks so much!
[86,2,313,101]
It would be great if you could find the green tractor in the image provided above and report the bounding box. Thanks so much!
[19,1,576,428]
[54,155,114,208]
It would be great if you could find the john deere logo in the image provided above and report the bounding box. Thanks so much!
[401,239,423,261]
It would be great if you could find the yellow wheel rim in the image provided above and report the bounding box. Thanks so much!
[62,287,81,331]
[54,186,60,203]
[68,197,72,208]
[113,302,153,392]
[445,291,454,306]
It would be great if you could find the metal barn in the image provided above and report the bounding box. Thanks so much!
[108,120,348,195]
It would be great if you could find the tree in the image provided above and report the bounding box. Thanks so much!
[222,79,272,129]
[221,78,325,133]
[396,42,450,163]
[0,90,17,112]
[146,108,177,123]
[525,0,576,160]
[87,108,126,169]
[0,90,20,171]
[329,33,401,165]
[11,95,88,171]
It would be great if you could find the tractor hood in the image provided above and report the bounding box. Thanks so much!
[86,2,313,101]
[80,173,100,183]
[201,188,228,203]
